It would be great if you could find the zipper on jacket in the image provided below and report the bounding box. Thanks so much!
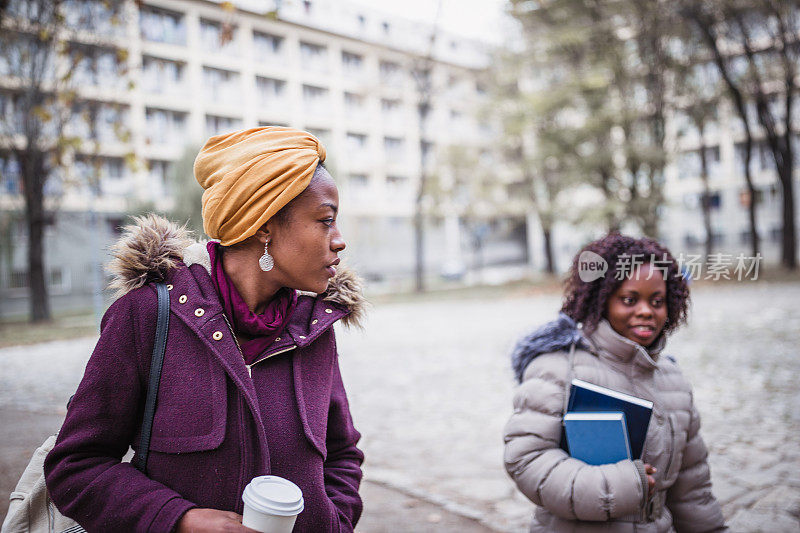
[237,392,249,513]
[246,345,297,376]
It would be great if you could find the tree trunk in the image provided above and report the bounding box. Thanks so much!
[542,224,555,274]
[413,206,425,292]
[414,99,430,293]
[21,151,51,322]
[698,142,713,258]
[683,5,760,258]
[778,164,797,269]
[743,139,760,259]
[26,205,50,322]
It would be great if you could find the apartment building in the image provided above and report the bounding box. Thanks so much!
[661,93,799,261]
[0,0,527,317]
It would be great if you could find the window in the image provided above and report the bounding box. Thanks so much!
[139,6,186,45]
[346,132,367,151]
[105,158,124,180]
[702,191,722,210]
[676,150,701,180]
[381,99,403,128]
[379,60,402,85]
[70,46,124,88]
[381,98,401,113]
[63,0,123,36]
[386,175,409,195]
[300,42,328,72]
[0,33,33,78]
[0,92,25,134]
[256,77,286,106]
[348,173,369,200]
[142,56,185,95]
[203,67,240,102]
[342,51,363,73]
[704,146,721,178]
[94,104,127,143]
[0,152,21,194]
[200,19,238,54]
[253,31,283,56]
[344,92,364,110]
[421,141,435,165]
[734,141,770,175]
[73,156,129,196]
[206,115,243,138]
[148,160,171,196]
[302,84,329,113]
[145,108,187,145]
[384,136,404,158]
[69,102,128,143]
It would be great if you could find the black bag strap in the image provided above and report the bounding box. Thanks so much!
[135,281,170,475]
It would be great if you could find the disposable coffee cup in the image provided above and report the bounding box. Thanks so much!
[242,475,304,533]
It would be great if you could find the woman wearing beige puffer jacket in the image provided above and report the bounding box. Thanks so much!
[504,234,727,532]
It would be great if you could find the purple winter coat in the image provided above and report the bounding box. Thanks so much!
[44,216,366,533]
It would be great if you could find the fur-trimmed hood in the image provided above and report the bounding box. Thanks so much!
[511,313,590,383]
[511,313,672,382]
[107,214,367,328]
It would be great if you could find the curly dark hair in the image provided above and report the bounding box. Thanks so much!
[561,233,690,335]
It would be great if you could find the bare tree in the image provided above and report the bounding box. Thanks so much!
[680,0,798,268]
[410,0,443,292]
[672,34,726,258]
[0,0,127,321]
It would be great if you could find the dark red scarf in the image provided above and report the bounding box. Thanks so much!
[207,241,297,365]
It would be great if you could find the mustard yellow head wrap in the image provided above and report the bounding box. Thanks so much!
[194,126,326,246]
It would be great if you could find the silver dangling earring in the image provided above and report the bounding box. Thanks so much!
[259,240,274,272]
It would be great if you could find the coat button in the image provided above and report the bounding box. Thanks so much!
[194,308,205,317]
[299,335,306,339]
[178,295,187,304]
[166,284,173,291]
[275,337,281,342]
[212,331,223,340]
[311,319,319,325]
[325,308,333,314]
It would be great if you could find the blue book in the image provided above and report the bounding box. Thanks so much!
[567,379,653,459]
[564,412,631,465]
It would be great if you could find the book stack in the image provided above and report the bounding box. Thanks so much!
[563,379,653,466]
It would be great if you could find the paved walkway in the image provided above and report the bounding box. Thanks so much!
[2,281,798,531]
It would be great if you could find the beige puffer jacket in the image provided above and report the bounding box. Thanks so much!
[504,319,727,532]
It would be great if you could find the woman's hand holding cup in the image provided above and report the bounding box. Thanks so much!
[176,508,260,532]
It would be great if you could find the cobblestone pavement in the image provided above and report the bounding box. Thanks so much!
[1,281,798,531]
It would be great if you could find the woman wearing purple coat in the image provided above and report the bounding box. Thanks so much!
[44,127,366,532]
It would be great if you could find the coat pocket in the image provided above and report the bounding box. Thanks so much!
[144,348,228,453]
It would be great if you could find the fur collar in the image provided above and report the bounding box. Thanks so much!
[107,214,367,328]
[511,313,589,383]
[511,314,673,382]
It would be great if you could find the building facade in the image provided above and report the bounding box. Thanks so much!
[0,0,529,318]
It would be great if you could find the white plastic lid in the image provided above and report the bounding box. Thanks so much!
[242,476,304,517]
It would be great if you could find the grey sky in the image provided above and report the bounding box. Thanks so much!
[353,0,508,43]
